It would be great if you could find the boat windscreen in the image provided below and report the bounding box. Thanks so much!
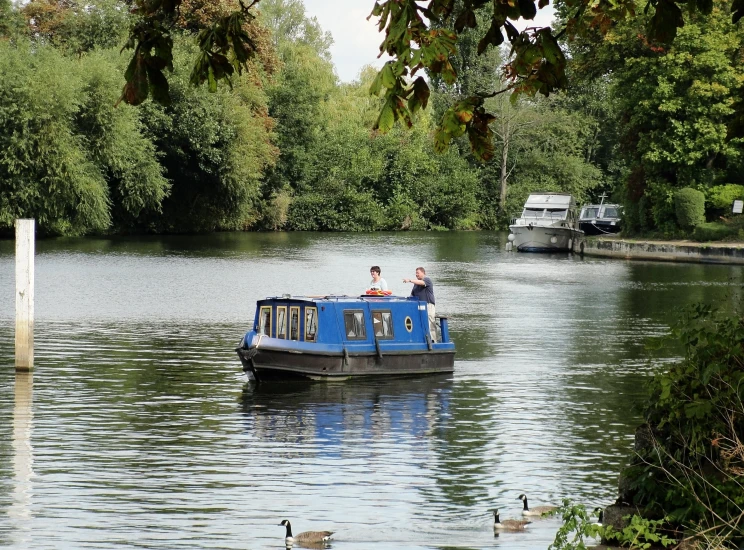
[522,208,544,218]
[546,209,568,219]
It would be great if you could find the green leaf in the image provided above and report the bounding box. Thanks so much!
[381,63,396,89]
[411,77,430,112]
[375,98,396,132]
[146,63,171,106]
[369,70,384,96]
[433,126,451,154]
[120,52,149,106]
[478,19,505,54]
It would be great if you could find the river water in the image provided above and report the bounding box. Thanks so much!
[0,231,741,550]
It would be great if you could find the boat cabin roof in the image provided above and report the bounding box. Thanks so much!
[523,193,575,209]
[259,295,414,305]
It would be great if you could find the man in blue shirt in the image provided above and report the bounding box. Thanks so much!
[403,267,438,342]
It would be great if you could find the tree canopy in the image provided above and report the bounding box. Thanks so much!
[1,0,741,236]
[119,0,743,162]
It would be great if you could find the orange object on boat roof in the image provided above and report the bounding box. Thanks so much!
[365,289,392,296]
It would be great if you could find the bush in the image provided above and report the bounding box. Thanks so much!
[706,184,744,218]
[674,188,705,229]
[706,184,744,210]
[286,189,384,231]
[692,222,736,242]
[621,304,744,548]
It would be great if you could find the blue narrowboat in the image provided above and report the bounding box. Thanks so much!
[236,295,455,381]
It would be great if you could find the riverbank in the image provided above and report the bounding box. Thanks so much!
[579,235,744,265]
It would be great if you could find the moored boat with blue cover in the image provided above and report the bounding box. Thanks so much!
[236,294,455,381]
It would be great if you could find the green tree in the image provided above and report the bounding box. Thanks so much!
[257,0,337,226]
[138,38,277,232]
[259,0,333,58]
[0,41,111,235]
[579,0,744,232]
[74,50,171,232]
[21,0,130,55]
[0,0,24,38]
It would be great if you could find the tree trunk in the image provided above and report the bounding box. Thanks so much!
[499,134,509,213]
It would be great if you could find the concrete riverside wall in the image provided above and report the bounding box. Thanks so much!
[577,237,744,265]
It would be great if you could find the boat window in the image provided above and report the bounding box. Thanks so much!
[276,306,287,339]
[603,207,619,218]
[372,310,394,339]
[581,207,599,220]
[258,306,272,336]
[343,310,366,340]
[305,307,318,342]
[522,208,544,218]
[289,306,300,341]
[546,208,568,219]
[404,316,413,332]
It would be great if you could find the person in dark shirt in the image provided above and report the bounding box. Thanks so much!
[403,266,438,342]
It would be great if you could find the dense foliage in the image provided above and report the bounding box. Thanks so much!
[1,0,610,235]
[621,304,744,548]
[549,501,675,550]
[0,0,276,236]
[0,0,742,236]
[564,0,744,236]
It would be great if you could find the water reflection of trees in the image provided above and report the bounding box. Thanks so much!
[421,380,502,511]
[545,260,744,506]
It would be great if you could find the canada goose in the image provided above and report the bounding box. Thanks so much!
[493,509,531,531]
[517,494,558,516]
[279,519,333,545]
[592,507,604,526]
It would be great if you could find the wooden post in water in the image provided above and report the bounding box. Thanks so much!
[15,219,34,372]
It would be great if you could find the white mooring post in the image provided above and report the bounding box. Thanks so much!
[15,219,34,372]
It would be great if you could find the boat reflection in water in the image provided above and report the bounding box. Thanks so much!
[240,375,453,447]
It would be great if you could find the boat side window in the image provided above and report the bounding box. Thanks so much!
[603,207,619,218]
[372,310,394,339]
[305,307,318,342]
[276,306,287,339]
[289,306,300,341]
[258,306,272,336]
[343,310,367,340]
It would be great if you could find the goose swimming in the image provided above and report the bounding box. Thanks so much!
[279,519,333,545]
[493,509,531,531]
[517,494,558,516]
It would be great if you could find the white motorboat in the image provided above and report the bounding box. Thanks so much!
[508,193,584,252]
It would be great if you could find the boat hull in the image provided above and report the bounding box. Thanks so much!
[579,220,621,236]
[238,347,455,381]
[508,225,583,252]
